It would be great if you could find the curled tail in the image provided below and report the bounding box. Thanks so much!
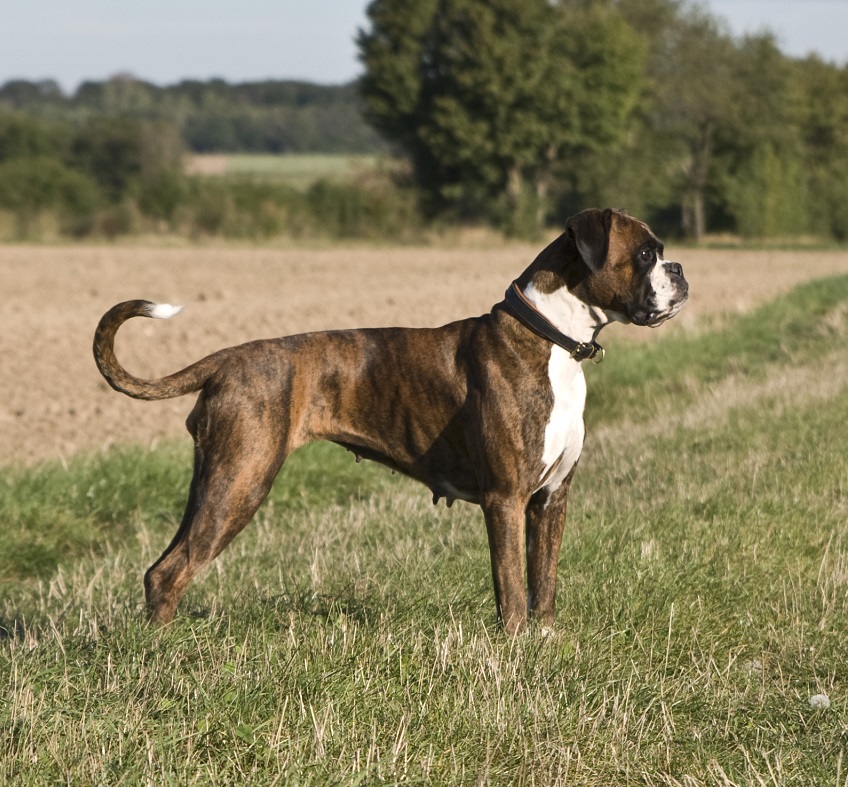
[93,300,218,400]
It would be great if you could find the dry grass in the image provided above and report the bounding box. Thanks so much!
[593,348,848,450]
[4,271,848,784]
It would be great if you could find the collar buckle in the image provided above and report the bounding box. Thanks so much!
[570,342,604,363]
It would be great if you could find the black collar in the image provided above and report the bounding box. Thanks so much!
[503,282,605,363]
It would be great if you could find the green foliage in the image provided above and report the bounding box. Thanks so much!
[181,101,381,155]
[0,156,99,237]
[0,106,414,241]
[0,78,63,108]
[0,110,195,238]
[4,275,848,782]
[69,116,146,200]
[359,0,646,233]
[138,168,188,222]
[305,178,421,239]
[0,111,67,160]
[4,1,848,242]
[355,0,848,241]
[790,57,848,240]
[578,6,848,242]
[69,116,184,203]
[174,173,421,241]
[0,77,386,155]
[0,113,100,236]
[721,143,808,237]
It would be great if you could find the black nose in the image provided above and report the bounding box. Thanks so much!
[665,262,683,278]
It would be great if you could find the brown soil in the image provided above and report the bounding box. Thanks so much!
[4,242,848,467]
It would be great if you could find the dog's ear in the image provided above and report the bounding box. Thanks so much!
[565,208,613,272]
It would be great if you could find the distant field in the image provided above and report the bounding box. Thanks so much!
[185,153,386,190]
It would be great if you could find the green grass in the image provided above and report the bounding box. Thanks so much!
[209,153,384,191]
[0,441,394,586]
[586,273,848,425]
[3,277,848,784]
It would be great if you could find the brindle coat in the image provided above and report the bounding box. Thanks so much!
[93,208,687,634]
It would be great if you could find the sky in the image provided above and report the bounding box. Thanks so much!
[0,0,845,94]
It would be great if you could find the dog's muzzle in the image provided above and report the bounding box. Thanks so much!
[631,262,688,327]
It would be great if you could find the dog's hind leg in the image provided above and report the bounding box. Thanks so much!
[144,400,288,624]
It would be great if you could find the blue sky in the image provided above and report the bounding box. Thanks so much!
[0,0,845,93]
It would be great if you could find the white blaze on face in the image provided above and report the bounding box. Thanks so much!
[535,345,586,499]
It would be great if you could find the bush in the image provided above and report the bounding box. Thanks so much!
[180,177,306,239]
[176,175,421,241]
[306,178,421,240]
[0,156,99,237]
[138,169,188,223]
[70,116,185,204]
[0,111,67,161]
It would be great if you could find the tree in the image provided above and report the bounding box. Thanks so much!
[0,111,67,161]
[0,156,98,237]
[645,7,739,240]
[790,56,848,240]
[69,116,184,203]
[716,33,807,237]
[0,79,63,108]
[616,3,834,241]
[357,0,645,233]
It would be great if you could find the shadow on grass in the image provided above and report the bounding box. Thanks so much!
[0,614,31,642]
[259,583,384,627]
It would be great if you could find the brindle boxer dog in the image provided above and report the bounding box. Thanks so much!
[94,208,688,634]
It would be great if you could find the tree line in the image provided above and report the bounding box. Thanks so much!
[0,77,402,240]
[0,77,385,154]
[359,0,848,241]
[1,0,847,242]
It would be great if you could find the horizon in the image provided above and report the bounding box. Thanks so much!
[0,72,364,98]
[0,1,845,96]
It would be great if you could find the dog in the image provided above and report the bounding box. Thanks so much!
[93,208,688,634]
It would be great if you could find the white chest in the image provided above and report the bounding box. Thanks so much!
[535,346,586,496]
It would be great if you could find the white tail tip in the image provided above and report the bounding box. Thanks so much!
[148,303,184,319]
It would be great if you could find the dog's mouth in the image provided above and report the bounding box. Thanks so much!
[630,292,688,327]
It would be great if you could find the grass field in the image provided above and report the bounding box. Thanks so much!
[3,274,848,784]
[185,153,385,191]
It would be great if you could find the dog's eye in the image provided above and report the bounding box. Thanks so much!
[639,248,656,264]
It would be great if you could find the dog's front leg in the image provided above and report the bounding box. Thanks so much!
[525,470,575,627]
[482,495,528,635]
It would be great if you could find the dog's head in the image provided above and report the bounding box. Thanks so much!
[522,208,688,328]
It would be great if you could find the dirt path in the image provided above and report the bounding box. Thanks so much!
[3,241,847,467]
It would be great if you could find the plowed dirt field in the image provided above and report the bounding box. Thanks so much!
[4,242,847,466]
